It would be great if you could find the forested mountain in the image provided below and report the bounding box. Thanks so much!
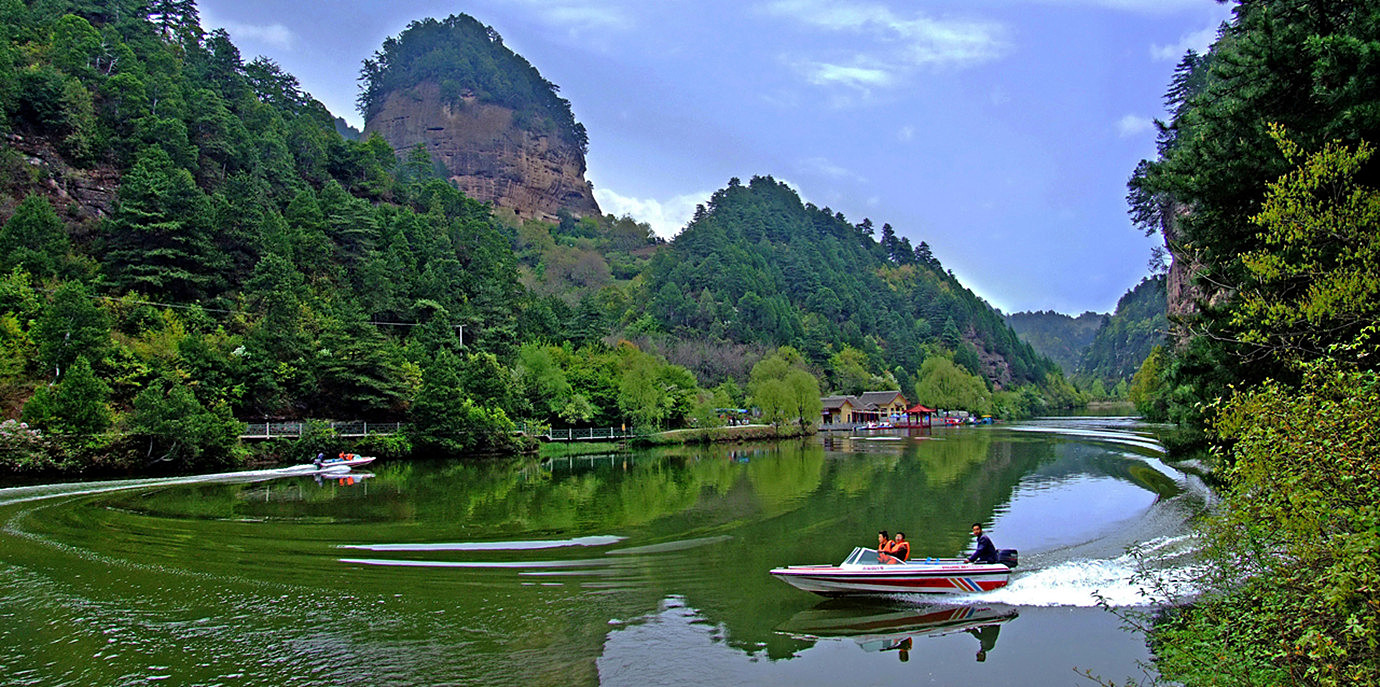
[0,1,1076,476]
[1075,275,1165,386]
[638,176,1066,401]
[1005,310,1105,374]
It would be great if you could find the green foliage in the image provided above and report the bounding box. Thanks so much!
[1128,345,1169,421]
[748,346,822,428]
[1234,129,1380,367]
[638,175,1063,403]
[1127,0,1380,438]
[1153,359,1380,687]
[1075,276,1166,386]
[48,355,112,436]
[0,419,65,472]
[132,376,242,469]
[409,350,516,455]
[1005,309,1105,374]
[0,194,70,279]
[912,355,991,414]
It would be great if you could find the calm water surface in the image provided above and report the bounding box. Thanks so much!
[0,418,1206,686]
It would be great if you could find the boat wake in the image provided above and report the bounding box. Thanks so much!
[940,534,1204,608]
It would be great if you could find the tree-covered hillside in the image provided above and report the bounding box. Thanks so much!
[1120,1,1380,683]
[357,13,587,152]
[636,176,1072,412]
[1075,275,1165,386]
[1005,310,1105,374]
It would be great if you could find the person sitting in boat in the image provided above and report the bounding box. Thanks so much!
[890,532,910,562]
[877,530,893,555]
[966,523,997,564]
[313,453,325,468]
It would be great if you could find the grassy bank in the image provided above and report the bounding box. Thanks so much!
[536,441,625,458]
[634,423,815,446]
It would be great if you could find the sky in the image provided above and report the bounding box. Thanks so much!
[198,0,1235,315]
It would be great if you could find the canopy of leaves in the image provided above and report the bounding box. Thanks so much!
[640,175,1060,397]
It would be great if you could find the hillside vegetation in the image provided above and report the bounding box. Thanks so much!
[1123,1,1380,683]
[0,0,1075,477]
[1005,310,1105,375]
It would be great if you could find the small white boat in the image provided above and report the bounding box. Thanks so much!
[282,455,377,474]
[770,547,1016,596]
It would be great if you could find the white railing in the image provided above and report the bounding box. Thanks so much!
[239,421,404,439]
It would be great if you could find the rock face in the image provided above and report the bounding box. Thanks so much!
[364,82,599,222]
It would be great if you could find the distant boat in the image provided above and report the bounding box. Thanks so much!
[283,455,376,474]
[770,547,1016,596]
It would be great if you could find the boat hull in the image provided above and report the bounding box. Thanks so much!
[770,560,1010,596]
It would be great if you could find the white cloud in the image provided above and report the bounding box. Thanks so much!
[1150,25,1220,61]
[798,156,868,183]
[1117,114,1156,138]
[800,60,896,89]
[593,187,712,239]
[898,125,915,142]
[1027,0,1208,12]
[764,0,1007,95]
[500,0,633,34]
[204,15,296,51]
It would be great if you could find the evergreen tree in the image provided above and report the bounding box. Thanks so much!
[0,194,70,279]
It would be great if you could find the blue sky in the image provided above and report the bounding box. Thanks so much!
[199,0,1233,315]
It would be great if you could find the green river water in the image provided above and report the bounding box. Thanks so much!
[0,417,1206,686]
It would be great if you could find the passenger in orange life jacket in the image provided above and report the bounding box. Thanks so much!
[890,532,910,562]
[877,530,894,555]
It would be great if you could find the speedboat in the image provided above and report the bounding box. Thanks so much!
[770,547,1016,596]
[282,455,377,474]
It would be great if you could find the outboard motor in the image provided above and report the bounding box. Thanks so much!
[997,549,1018,569]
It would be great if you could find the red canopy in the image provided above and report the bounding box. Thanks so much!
[906,404,935,413]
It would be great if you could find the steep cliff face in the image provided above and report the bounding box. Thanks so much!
[364,82,599,222]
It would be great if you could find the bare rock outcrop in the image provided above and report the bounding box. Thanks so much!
[364,82,599,222]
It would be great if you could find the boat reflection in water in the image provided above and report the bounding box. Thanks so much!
[313,471,373,487]
[776,599,1018,663]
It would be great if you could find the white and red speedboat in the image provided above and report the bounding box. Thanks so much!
[770,547,1017,596]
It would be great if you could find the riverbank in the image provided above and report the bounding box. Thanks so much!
[634,423,815,446]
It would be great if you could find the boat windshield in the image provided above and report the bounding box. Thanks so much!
[842,548,883,566]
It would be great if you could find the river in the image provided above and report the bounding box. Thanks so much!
[0,417,1207,686]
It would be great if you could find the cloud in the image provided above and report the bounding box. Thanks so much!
[798,156,868,183]
[593,187,712,239]
[898,125,915,142]
[1150,25,1220,61]
[500,0,633,34]
[799,60,896,89]
[1117,114,1156,138]
[1025,0,1208,12]
[204,16,296,51]
[765,0,1007,94]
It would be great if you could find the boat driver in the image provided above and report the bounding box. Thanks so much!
[965,523,997,564]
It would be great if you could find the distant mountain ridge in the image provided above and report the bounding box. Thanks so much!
[1005,310,1107,374]
[640,176,1060,392]
[1076,276,1166,385]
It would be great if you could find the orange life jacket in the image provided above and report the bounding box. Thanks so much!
[879,539,897,554]
[893,541,910,561]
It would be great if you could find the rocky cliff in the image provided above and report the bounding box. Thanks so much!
[364,82,599,223]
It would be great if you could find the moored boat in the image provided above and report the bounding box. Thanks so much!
[770,547,1016,596]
